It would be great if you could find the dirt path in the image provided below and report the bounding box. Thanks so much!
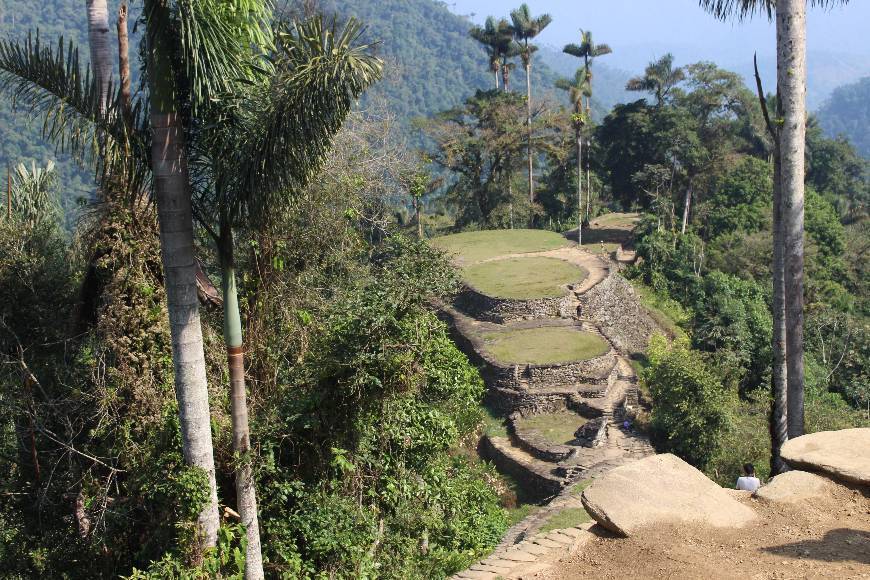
[547,481,870,580]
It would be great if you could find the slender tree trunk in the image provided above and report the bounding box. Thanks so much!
[219,225,264,580]
[147,16,220,550]
[586,132,592,222]
[493,65,500,90]
[525,61,534,205]
[771,141,789,474]
[415,198,423,239]
[502,63,510,92]
[777,0,806,439]
[86,0,112,112]
[116,3,132,127]
[681,182,692,235]
[577,129,583,246]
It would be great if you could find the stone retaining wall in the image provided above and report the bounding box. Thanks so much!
[508,413,575,462]
[454,285,572,323]
[577,272,663,355]
[478,436,565,501]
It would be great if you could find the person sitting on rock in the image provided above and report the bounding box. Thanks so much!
[735,463,761,492]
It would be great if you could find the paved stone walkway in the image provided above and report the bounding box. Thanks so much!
[453,523,597,580]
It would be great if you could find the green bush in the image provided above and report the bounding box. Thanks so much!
[644,335,731,470]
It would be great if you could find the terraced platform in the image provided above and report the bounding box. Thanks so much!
[434,224,663,578]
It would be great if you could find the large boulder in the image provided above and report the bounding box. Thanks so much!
[754,470,831,504]
[580,454,756,537]
[781,428,870,486]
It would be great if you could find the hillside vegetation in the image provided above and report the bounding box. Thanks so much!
[818,76,870,158]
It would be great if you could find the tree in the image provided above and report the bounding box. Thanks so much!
[469,16,502,89]
[555,67,590,243]
[626,53,685,107]
[563,30,611,220]
[86,0,112,112]
[199,21,381,576]
[510,4,552,204]
[698,0,852,441]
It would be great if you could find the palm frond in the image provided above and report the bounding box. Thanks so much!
[699,0,848,21]
[0,32,151,198]
[213,16,383,225]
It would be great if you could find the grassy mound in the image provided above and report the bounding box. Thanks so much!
[431,229,569,264]
[483,326,610,365]
[516,410,589,445]
[464,257,586,299]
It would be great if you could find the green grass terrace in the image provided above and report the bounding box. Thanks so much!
[463,256,587,299]
[481,326,610,365]
[431,229,570,264]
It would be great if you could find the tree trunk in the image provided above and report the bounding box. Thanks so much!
[415,198,423,239]
[577,129,583,246]
[147,14,220,550]
[86,0,112,113]
[502,63,510,92]
[771,139,789,474]
[219,225,264,580]
[116,3,132,127]
[586,131,592,222]
[493,65,500,90]
[777,0,806,439]
[526,61,534,205]
[681,182,692,235]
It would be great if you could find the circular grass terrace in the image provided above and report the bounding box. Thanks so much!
[463,256,587,300]
[431,229,569,265]
[482,326,610,365]
[515,410,589,446]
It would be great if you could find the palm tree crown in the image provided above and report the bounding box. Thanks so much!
[563,29,612,79]
[626,53,685,106]
[510,4,552,67]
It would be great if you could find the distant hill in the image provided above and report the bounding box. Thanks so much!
[0,1,94,225]
[817,77,870,158]
[320,0,576,129]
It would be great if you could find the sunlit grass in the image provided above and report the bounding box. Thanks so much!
[463,257,586,299]
[431,229,569,264]
[516,410,588,445]
[483,327,610,365]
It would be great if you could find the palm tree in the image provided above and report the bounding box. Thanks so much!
[494,19,520,92]
[626,53,685,106]
[510,4,552,204]
[200,22,381,576]
[699,0,850,447]
[556,67,591,245]
[470,16,502,89]
[86,0,112,112]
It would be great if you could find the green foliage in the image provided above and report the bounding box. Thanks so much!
[817,76,870,159]
[703,157,772,239]
[644,336,731,469]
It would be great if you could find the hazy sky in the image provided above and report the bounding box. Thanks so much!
[447,0,869,71]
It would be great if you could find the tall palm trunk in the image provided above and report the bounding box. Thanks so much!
[86,0,112,112]
[777,0,806,438]
[147,19,220,550]
[771,142,789,473]
[502,63,511,92]
[525,58,534,205]
[576,128,583,246]
[117,3,132,127]
[586,127,592,222]
[219,224,264,580]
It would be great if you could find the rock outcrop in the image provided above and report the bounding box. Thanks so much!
[580,454,757,536]
[781,428,870,486]
[754,470,832,504]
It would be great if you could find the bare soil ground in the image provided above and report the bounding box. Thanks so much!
[549,480,870,580]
